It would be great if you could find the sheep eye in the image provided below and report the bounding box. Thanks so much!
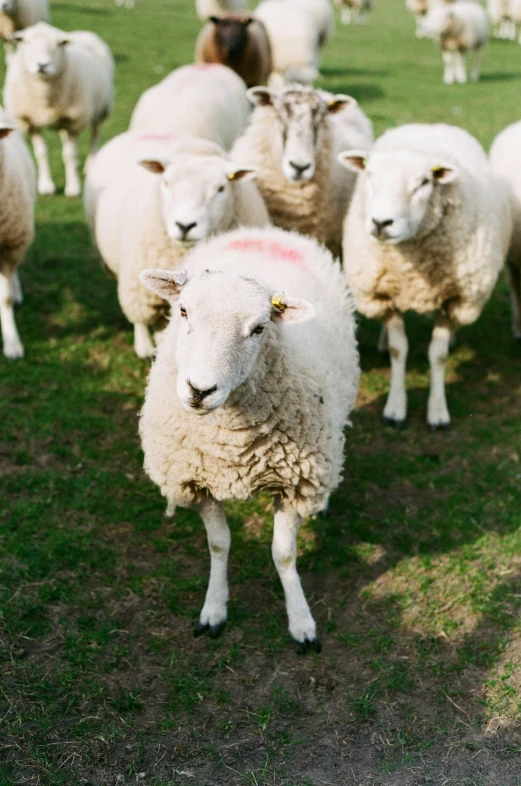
[420,178,430,187]
[251,325,264,336]
[217,185,225,193]
[180,307,187,318]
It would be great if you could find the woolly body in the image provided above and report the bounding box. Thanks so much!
[422,1,488,82]
[294,0,335,45]
[129,63,250,152]
[0,0,49,39]
[254,0,320,85]
[195,15,272,87]
[231,86,373,258]
[195,0,246,20]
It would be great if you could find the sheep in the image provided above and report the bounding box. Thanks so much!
[295,0,335,45]
[195,0,246,20]
[335,0,372,26]
[231,85,373,259]
[194,15,272,88]
[138,226,360,651]
[406,0,444,37]
[421,0,488,82]
[85,133,270,359]
[4,22,114,197]
[0,0,49,40]
[490,121,521,341]
[129,64,251,152]
[254,0,321,86]
[487,0,517,38]
[339,123,512,429]
[0,109,36,359]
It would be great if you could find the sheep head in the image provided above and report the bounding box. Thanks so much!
[209,15,253,59]
[10,22,69,79]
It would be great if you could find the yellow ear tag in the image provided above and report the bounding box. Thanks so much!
[227,173,236,181]
[430,166,443,175]
[362,158,367,167]
[271,295,286,311]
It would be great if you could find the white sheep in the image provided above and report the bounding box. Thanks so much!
[85,133,270,359]
[254,0,321,86]
[487,0,518,38]
[421,0,488,83]
[0,109,36,359]
[0,0,49,39]
[231,85,373,258]
[4,22,114,197]
[195,0,246,20]
[490,120,521,340]
[295,0,335,45]
[138,226,360,651]
[339,123,512,429]
[335,0,373,26]
[129,64,251,152]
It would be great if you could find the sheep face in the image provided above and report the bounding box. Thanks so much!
[248,87,351,184]
[140,268,315,414]
[139,155,258,246]
[340,150,459,244]
[210,16,252,58]
[12,25,69,78]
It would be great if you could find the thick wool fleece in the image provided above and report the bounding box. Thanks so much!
[231,98,372,258]
[343,123,512,326]
[490,120,521,270]
[140,227,360,518]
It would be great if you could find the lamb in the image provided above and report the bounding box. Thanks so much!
[339,123,512,429]
[254,0,321,86]
[335,0,372,26]
[194,14,272,88]
[490,121,521,340]
[4,22,114,197]
[195,0,246,20]
[138,226,360,651]
[231,85,373,258]
[421,0,488,82]
[0,109,36,359]
[0,0,49,40]
[129,64,251,152]
[85,133,270,359]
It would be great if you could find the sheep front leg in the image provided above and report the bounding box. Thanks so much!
[427,316,452,430]
[194,497,231,638]
[507,262,521,341]
[31,131,55,195]
[341,5,352,23]
[470,49,481,82]
[383,313,408,426]
[455,51,467,84]
[442,51,455,84]
[0,268,23,359]
[134,323,155,359]
[272,505,320,653]
[60,130,81,197]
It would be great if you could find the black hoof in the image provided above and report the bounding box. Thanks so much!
[295,637,322,655]
[194,620,226,639]
[428,422,450,433]
[383,416,404,431]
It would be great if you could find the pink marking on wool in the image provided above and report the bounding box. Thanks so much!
[226,238,305,264]
[136,132,181,142]
[167,63,225,92]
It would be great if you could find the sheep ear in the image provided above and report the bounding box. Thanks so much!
[338,150,368,172]
[326,94,354,114]
[271,294,316,324]
[225,163,259,182]
[140,269,187,301]
[139,159,166,175]
[431,163,459,184]
[247,87,274,107]
[208,15,220,23]
[8,32,24,43]
[59,38,70,46]
[0,124,15,139]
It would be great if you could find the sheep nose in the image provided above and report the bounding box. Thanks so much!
[37,62,50,73]
[187,380,217,406]
[289,161,312,178]
[371,218,394,236]
[175,221,197,238]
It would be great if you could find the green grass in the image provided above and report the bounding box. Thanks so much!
[1,0,521,783]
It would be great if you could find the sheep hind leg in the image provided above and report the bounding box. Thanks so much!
[470,49,481,82]
[383,312,408,427]
[60,130,81,197]
[0,267,23,359]
[84,122,101,175]
[272,505,320,654]
[31,131,55,195]
[12,270,23,304]
[455,51,467,84]
[507,262,521,341]
[341,6,352,24]
[427,315,452,431]
[194,498,231,638]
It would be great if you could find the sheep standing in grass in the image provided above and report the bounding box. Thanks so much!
[340,123,512,429]
[0,0,49,40]
[487,0,516,38]
[139,227,360,651]
[490,121,521,340]
[195,15,272,88]
[421,1,488,83]
[231,85,373,258]
[0,109,35,359]
[129,64,251,152]
[195,0,246,19]
[85,134,269,359]
[335,0,372,26]
[254,0,321,86]
[4,22,113,197]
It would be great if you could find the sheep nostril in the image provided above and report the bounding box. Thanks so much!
[289,161,312,176]
[372,218,394,234]
[187,381,217,405]
[175,220,197,238]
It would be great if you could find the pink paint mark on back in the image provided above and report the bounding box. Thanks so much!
[167,63,224,92]
[226,238,305,264]
[136,132,182,142]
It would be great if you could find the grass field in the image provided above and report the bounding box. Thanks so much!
[1,0,521,783]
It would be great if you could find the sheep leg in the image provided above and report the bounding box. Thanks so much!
[507,262,521,341]
[272,505,320,653]
[134,323,155,359]
[31,131,55,195]
[60,130,81,198]
[357,9,368,23]
[470,49,481,82]
[0,267,23,359]
[12,270,23,305]
[383,313,408,426]
[194,497,230,638]
[377,324,388,353]
[84,122,101,175]
[442,51,455,85]
[427,316,452,430]
[455,51,467,84]
[341,6,352,24]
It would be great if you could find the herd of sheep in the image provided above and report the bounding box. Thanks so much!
[1,0,521,651]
